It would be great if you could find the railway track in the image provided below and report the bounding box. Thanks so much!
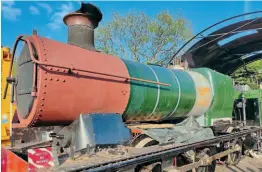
[51,127,262,172]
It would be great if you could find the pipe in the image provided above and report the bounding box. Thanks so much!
[3,35,25,99]
[242,94,247,127]
[63,3,102,51]
[11,35,171,88]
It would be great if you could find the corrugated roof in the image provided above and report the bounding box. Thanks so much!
[178,14,262,74]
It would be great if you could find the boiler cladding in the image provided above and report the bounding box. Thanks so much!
[13,35,215,127]
[9,3,234,127]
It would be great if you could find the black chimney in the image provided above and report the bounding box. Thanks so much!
[63,3,103,51]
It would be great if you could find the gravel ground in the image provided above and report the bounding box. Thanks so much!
[216,156,262,172]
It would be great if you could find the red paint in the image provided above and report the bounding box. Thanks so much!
[15,35,130,127]
[1,148,28,172]
[28,147,53,171]
[1,149,7,172]
[173,157,177,167]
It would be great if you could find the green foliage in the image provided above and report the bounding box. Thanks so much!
[95,9,192,64]
[232,60,262,89]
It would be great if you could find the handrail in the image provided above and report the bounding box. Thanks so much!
[4,35,170,98]
[3,35,25,99]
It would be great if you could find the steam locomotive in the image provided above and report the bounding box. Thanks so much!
[8,4,235,128]
[2,2,261,172]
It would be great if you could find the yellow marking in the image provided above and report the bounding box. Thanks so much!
[198,87,211,93]
[195,87,211,107]
[128,123,175,129]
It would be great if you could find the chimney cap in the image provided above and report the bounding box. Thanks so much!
[63,2,102,28]
[75,2,102,23]
[76,2,102,23]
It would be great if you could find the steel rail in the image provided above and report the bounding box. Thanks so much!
[59,127,262,172]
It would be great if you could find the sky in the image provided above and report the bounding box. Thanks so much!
[1,1,262,50]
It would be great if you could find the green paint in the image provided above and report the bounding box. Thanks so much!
[234,89,242,99]
[242,89,262,126]
[122,59,197,122]
[192,68,234,126]
[243,89,262,99]
[122,59,158,121]
[169,70,196,118]
[149,66,179,120]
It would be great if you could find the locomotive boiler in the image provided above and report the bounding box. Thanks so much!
[3,3,262,172]
[6,3,234,128]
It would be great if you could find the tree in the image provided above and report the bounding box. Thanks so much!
[95,10,192,65]
[232,60,262,89]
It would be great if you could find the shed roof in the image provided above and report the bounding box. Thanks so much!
[177,14,262,75]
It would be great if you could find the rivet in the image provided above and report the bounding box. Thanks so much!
[41,104,44,106]
[44,53,47,55]
[39,114,42,117]
[39,109,43,112]
[45,59,47,62]
[63,80,66,82]
[63,69,66,72]
[45,78,47,80]
[56,78,59,81]
[50,68,53,71]
[50,78,53,81]
[41,98,45,100]
[44,84,47,87]
[57,69,59,71]
[43,92,46,94]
